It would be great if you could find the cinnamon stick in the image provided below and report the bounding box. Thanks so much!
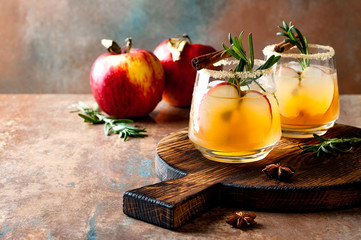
[192,50,232,70]
[274,41,295,53]
[274,34,300,53]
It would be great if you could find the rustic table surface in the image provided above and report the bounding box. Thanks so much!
[0,94,360,240]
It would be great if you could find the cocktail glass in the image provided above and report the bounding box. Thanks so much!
[263,44,339,138]
[188,59,281,163]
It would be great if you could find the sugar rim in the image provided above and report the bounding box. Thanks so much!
[262,44,335,60]
[199,59,275,79]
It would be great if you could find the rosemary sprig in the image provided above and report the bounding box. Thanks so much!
[222,32,281,92]
[71,102,147,141]
[299,134,361,157]
[277,21,310,69]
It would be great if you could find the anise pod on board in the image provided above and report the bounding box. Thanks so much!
[262,163,295,181]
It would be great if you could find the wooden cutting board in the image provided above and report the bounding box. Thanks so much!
[123,124,361,229]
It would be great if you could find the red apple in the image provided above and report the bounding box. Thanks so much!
[154,35,216,107]
[90,38,165,118]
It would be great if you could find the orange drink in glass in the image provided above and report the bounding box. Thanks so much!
[263,44,339,138]
[188,59,281,163]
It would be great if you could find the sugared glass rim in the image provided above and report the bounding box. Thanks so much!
[263,44,335,60]
[199,59,275,79]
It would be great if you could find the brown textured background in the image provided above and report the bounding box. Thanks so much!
[1,0,360,94]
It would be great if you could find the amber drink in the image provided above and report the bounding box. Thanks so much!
[189,59,281,163]
[263,44,339,138]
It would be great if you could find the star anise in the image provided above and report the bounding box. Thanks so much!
[262,163,295,181]
[226,211,257,229]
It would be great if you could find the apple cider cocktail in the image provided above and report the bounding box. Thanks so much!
[189,33,281,163]
[263,22,339,138]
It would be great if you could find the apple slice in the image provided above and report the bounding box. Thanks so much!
[287,61,303,72]
[276,67,300,79]
[275,65,335,119]
[230,90,274,145]
[243,90,273,122]
[300,66,335,115]
[197,82,239,142]
[208,82,238,96]
[275,67,301,118]
[208,80,225,88]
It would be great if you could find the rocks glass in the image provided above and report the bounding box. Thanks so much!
[188,59,281,163]
[263,44,339,138]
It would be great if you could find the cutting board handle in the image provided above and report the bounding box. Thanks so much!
[123,173,220,230]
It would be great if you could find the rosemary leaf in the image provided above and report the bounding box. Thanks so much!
[228,33,233,44]
[299,134,361,157]
[104,122,111,136]
[248,33,254,70]
[277,21,310,69]
[276,32,289,38]
[222,44,240,60]
[222,32,280,92]
[78,113,101,124]
[71,102,148,141]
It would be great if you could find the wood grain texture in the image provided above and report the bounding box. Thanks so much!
[123,124,361,229]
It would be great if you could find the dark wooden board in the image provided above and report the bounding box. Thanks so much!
[123,124,361,229]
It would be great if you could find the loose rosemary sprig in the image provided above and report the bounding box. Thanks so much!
[277,21,310,70]
[70,102,147,141]
[222,32,281,92]
[299,134,361,157]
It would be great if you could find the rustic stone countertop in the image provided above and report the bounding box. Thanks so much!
[0,94,360,240]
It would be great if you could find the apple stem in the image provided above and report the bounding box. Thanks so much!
[176,34,192,43]
[124,38,132,53]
